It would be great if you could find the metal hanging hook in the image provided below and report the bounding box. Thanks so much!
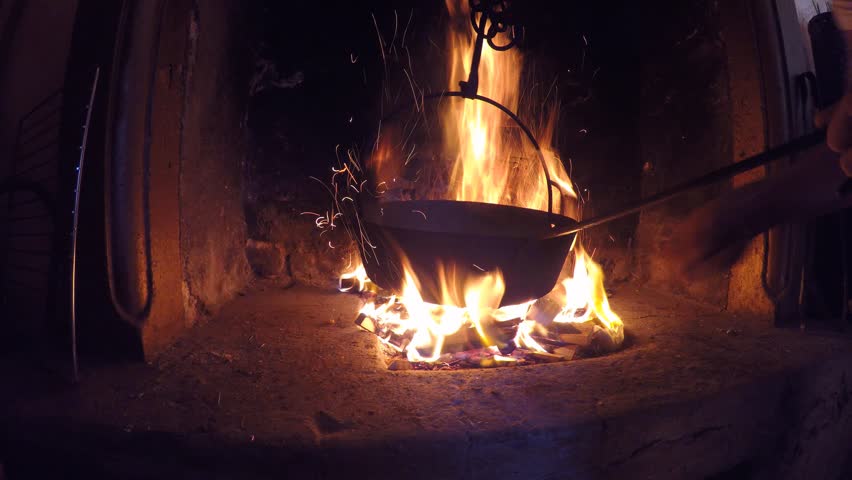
[459,0,522,98]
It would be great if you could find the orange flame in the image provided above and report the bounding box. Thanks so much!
[344,1,623,363]
[441,0,577,214]
[554,245,624,341]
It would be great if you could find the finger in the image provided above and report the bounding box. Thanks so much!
[827,102,852,153]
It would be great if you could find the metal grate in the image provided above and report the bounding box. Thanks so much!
[0,66,100,380]
[0,90,64,343]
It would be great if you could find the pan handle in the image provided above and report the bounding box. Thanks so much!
[545,130,828,239]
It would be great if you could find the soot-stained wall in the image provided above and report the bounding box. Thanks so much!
[101,0,253,356]
[634,0,733,304]
[177,1,253,325]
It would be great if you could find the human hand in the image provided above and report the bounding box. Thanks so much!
[815,92,852,177]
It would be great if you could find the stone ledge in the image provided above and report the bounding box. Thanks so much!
[2,283,851,479]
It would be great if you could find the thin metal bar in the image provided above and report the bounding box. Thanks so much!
[14,139,59,162]
[19,110,62,140]
[12,157,56,178]
[842,213,849,329]
[19,104,61,130]
[71,67,101,383]
[17,90,63,123]
[17,117,62,147]
[6,114,25,265]
[546,130,828,238]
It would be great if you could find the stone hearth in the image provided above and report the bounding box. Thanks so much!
[2,281,852,479]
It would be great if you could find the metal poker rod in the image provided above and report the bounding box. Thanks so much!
[547,130,828,239]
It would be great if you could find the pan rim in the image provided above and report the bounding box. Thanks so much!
[364,199,578,239]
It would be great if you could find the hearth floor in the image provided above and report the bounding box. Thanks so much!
[3,279,852,479]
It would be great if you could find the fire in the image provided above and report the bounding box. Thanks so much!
[348,243,624,363]
[441,0,577,214]
[338,263,370,293]
[348,259,530,362]
[443,0,521,206]
[552,245,624,343]
[339,1,623,365]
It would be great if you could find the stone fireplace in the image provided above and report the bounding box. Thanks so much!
[1,0,852,478]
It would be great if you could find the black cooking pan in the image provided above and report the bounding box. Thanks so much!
[361,199,578,307]
[359,130,827,306]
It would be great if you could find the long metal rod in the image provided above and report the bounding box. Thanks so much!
[70,67,101,383]
[546,130,827,239]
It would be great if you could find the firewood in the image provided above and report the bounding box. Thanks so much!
[553,346,578,361]
[557,320,596,335]
[529,335,567,348]
[479,356,498,368]
[354,313,377,333]
[587,326,617,354]
[478,355,518,368]
[527,292,564,327]
[527,351,567,363]
[385,332,410,352]
[558,333,590,347]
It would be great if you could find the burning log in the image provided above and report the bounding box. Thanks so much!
[355,313,377,333]
[528,335,567,349]
[556,319,597,346]
[478,355,518,368]
[385,332,411,352]
[527,291,564,327]
[355,313,411,351]
[587,325,618,354]
[559,320,597,335]
[559,333,590,347]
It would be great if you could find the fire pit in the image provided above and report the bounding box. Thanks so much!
[4,281,852,479]
[321,0,628,368]
[341,240,624,370]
